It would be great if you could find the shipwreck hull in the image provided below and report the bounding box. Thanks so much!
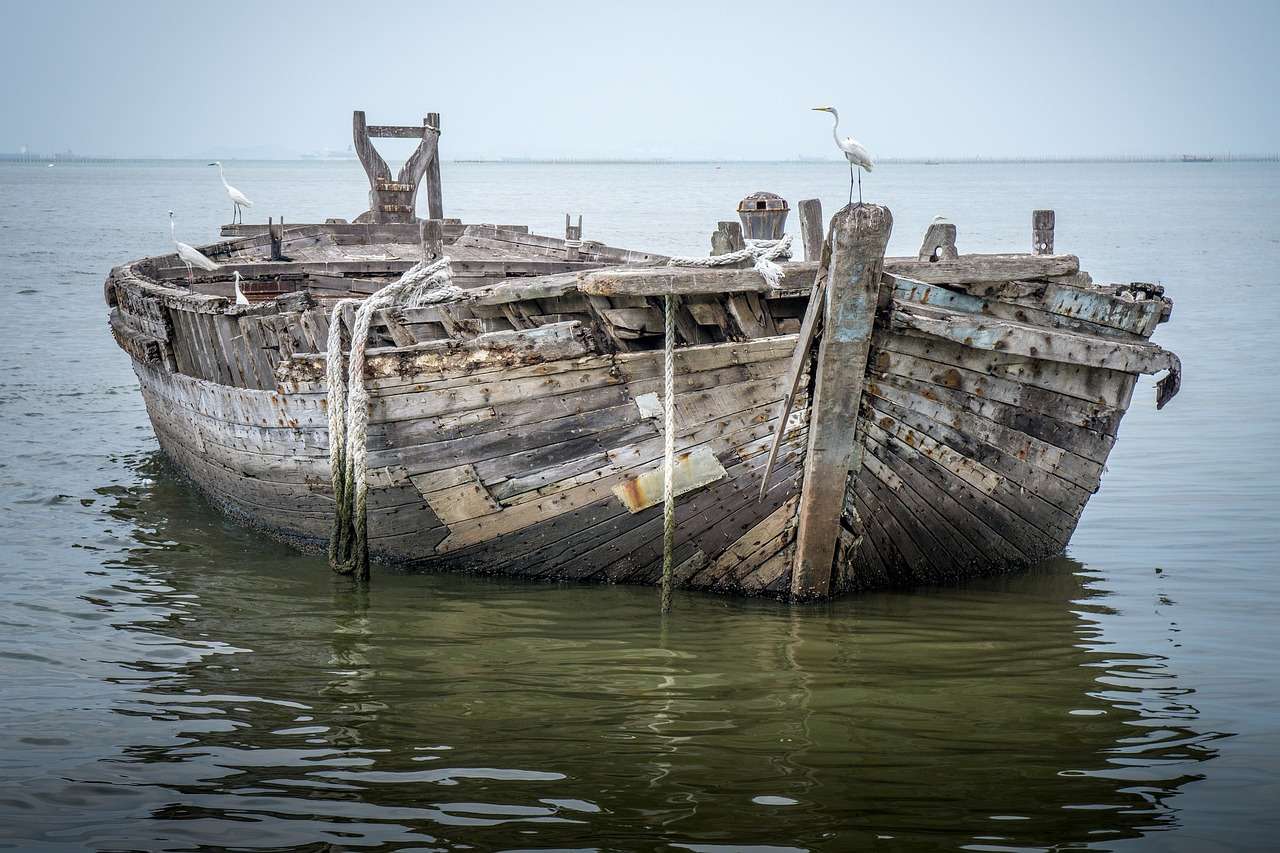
[106,200,1178,600]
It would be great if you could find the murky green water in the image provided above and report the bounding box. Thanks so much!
[1,160,1277,850]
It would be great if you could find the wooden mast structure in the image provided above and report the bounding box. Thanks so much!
[352,110,443,224]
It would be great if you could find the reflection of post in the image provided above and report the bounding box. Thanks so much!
[791,204,892,599]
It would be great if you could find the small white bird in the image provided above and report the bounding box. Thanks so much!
[233,270,250,305]
[208,161,253,224]
[168,210,220,283]
[812,106,874,206]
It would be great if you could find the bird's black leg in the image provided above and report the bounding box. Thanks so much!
[858,170,863,206]
[848,163,854,206]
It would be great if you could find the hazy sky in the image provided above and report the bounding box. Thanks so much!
[3,0,1277,159]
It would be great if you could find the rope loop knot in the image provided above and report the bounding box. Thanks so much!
[665,234,793,289]
[326,256,466,579]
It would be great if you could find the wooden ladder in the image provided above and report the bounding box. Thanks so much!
[352,111,443,224]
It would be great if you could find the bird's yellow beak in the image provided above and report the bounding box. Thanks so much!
[811,106,831,112]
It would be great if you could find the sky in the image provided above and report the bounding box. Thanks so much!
[2,0,1278,160]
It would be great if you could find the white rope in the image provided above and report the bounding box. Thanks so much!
[661,293,677,613]
[665,234,794,289]
[327,256,464,578]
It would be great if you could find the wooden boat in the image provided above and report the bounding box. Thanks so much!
[103,111,1180,600]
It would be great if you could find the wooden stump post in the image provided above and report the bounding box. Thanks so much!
[917,218,958,262]
[798,198,824,262]
[269,217,284,261]
[790,203,893,599]
[1033,209,1055,255]
[711,221,745,257]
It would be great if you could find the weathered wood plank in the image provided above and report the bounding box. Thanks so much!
[792,203,892,599]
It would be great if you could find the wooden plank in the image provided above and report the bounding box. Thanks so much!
[893,302,1180,382]
[792,203,892,599]
[797,199,823,262]
[885,253,1078,284]
[580,263,818,296]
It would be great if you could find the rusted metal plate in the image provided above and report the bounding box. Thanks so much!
[611,445,728,513]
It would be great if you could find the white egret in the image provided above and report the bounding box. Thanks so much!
[168,210,219,283]
[812,106,874,206]
[208,161,254,224]
[233,270,250,306]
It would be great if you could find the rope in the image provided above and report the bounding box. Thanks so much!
[655,236,792,608]
[661,293,676,613]
[327,256,464,580]
[665,234,793,289]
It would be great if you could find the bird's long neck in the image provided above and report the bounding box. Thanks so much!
[169,216,176,243]
[217,163,229,189]
[829,109,841,145]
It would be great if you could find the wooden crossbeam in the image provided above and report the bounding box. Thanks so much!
[366,125,431,138]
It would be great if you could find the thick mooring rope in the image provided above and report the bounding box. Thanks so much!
[654,234,792,609]
[661,293,677,613]
[665,234,793,289]
[327,256,464,580]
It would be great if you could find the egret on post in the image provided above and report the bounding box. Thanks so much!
[812,106,873,206]
[208,161,254,224]
[168,211,220,283]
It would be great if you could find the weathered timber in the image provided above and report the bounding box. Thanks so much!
[792,203,892,599]
[1033,209,1055,255]
[797,199,824,262]
[918,218,958,262]
[353,110,441,224]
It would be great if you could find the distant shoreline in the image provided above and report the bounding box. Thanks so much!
[3,154,1277,164]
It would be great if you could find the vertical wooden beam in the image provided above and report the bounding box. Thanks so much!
[268,217,283,261]
[425,112,444,220]
[1033,209,1055,255]
[798,198,824,262]
[420,219,444,261]
[790,203,893,600]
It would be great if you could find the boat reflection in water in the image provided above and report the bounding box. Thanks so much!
[50,453,1224,851]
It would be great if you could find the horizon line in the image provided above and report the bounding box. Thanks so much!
[2,153,1278,165]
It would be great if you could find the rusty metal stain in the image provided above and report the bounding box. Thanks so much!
[611,445,728,513]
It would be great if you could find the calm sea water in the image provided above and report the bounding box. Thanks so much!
[0,159,1277,851]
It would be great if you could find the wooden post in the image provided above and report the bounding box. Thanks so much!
[710,221,745,257]
[1033,209,1055,255]
[564,213,583,261]
[269,217,283,261]
[798,198,824,262]
[420,219,444,261]
[917,218,958,262]
[425,112,444,220]
[790,203,893,599]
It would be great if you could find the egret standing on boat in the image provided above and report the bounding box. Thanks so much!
[168,210,219,282]
[812,106,873,206]
[233,270,250,305]
[208,161,253,224]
